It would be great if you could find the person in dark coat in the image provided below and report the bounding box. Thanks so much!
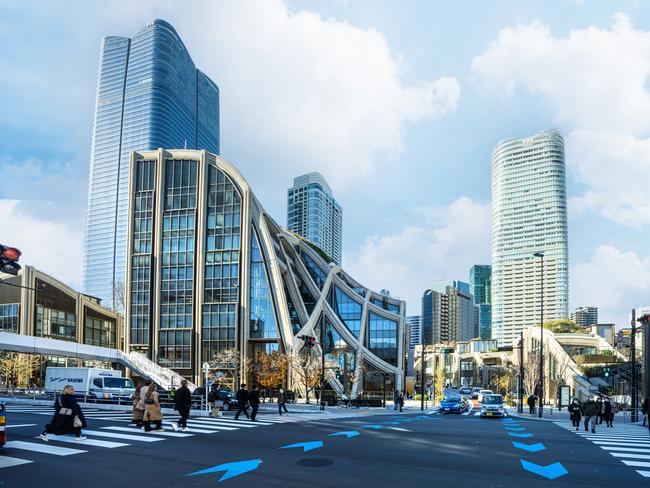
[527,394,536,415]
[234,383,250,420]
[277,388,289,416]
[398,392,404,412]
[582,396,599,433]
[603,397,614,427]
[596,396,604,425]
[249,384,261,421]
[568,397,582,430]
[171,379,192,432]
[393,390,400,411]
[643,397,649,427]
[40,385,87,441]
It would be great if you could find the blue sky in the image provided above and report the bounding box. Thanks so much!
[1,0,650,327]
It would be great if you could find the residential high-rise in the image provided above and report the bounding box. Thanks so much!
[571,306,598,326]
[287,172,343,265]
[83,19,220,308]
[491,129,569,347]
[407,315,422,348]
[125,149,406,391]
[422,281,477,344]
[469,265,492,339]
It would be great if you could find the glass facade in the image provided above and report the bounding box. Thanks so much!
[368,312,398,366]
[84,310,117,348]
[0,303,19,332]
[328,286,362,338]
[249,229,278,339]
[84,19,220,309]
[202,165,241,360]
[34,279,77,341]
[469,265,492,339]
[300,250,328,289]
[371,297,400,315]
[287,173,343,265]
[491,129,569,346]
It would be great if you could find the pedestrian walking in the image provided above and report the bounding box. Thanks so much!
[596,396,604,425]
[40,385,87,442]
[171,379,192,432]
[234,383,250,420]
[277,387,289,415]
[132,381,145,427]
[393,390,400,411]
[142,383,164,432]
[249,384,261,421]
[582,396,599,433]
[568,397,582,430]
[603,397,614,428]
[399,392,404,412]
[527,394,536,415]
[642,397,648,427]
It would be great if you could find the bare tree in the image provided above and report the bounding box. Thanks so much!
[288,349,321,403]
[522,353,541,397]
[0,352,40,390]
[208,348,250,390]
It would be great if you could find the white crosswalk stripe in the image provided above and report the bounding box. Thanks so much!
[0,455,33,468]
[102,426,193,437]
[41,435,128,448]
[5,440,87,456]
[555,420,650,479]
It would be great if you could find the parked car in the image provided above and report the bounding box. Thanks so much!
[471,387,482,399]
[191,387,239,411]
[439,395,470,414]
[480,394,505,417]
[477,389,493,403]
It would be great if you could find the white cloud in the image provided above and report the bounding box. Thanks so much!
[471,13,650,228]
[0,200,83,288]
[346,197,490,313]
[190,0,460,188]
[571,245,650,326]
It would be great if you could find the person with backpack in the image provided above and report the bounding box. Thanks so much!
[40,385,87,442]
[249,384,261,421]
[142,382,164,432]
[171,379,192,432]
[234,383,250,420]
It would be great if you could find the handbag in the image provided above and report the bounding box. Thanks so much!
[73,415,83,428]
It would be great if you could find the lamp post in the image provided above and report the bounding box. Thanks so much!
[320,316,326,411]
[631,308,637,423]
[533,251,544,418]
[518,330,524,414]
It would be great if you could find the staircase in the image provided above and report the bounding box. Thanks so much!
[122,351,197,391]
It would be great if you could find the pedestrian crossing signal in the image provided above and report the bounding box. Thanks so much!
[603,366,611,378]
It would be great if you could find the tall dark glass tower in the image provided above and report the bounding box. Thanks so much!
[83,19,220,308]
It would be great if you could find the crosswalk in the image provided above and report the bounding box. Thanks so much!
[0,404,305,470]
[555,421,650,478]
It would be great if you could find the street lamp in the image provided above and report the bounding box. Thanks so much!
[533,251,544,418]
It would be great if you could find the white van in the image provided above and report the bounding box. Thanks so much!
[44,367,135,402]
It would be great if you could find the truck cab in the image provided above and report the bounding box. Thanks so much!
[90,376,136,402]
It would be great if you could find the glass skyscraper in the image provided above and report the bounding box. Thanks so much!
[83,19,220,308]
[287,172,343,265]
[491,129,569,347]
[469,265,492,340]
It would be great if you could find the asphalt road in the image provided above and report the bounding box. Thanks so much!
[0,405,645,487]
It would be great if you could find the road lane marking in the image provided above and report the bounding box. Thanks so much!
[80,430,164,442]
[41,435,128,448]
[0,456,33,468]
[5,440,86,456]
[102,426,193,437]
[5,424,37,428]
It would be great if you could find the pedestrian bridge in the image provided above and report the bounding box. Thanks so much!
[0,331,195,390]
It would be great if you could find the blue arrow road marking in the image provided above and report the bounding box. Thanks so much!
[280,441,324,452]
[512,442,546,453]
[187,459,262,481]
[329,431,359,438]
[504,427,526,431]
[520,460,568,480]
[361,425,384,429]
[508,432,534,438]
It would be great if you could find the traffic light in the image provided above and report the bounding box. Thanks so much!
[603,366,611,378]
[0,245,21,276]
[637,314,650,326]
[335,370,342,380]
[439,347,455,354]
[300,335,316,349]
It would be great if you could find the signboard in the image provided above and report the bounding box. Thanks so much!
[559,385,570,408]
[617,330,624,343]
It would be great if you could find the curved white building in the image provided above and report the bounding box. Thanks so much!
[491,130,569,347]
[124,149,406,395]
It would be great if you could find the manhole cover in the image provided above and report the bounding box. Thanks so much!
[297,458,334,467]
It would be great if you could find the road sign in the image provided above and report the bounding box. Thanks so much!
[617,330,623,343]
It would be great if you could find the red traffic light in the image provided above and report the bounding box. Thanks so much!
[1,247,21,261]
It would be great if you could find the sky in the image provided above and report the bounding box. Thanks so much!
[1,0,650,328]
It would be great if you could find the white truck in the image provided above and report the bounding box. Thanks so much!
[44,367,135,402]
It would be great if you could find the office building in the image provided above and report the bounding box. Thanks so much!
[83,19,220,308]
[125,149,406,393]
[469,265,492,339]
[407,315,422,348]
[571,306,598,327]
[287,172,343,265]
[422,281,477,345]
[491,129,569,347]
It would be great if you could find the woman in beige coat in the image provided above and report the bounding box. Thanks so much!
[132,382,145,427]
[142,383,164,432]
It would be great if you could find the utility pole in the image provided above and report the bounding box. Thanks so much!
[420,347,425,411]
[534,252,544,418]
[631,308,638,423]
[518,330,524,414]
[320,316,325,411]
